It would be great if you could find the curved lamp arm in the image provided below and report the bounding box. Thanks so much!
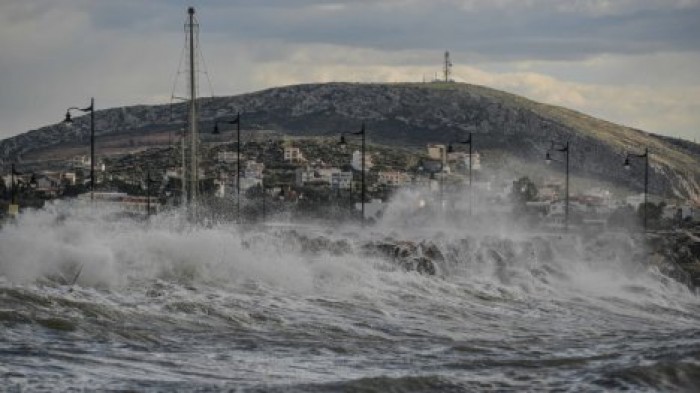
[544,140,569,164]
[64,101,94,123]
[338,122,365,149]
[623,148,649,170]
[212,112,240,134]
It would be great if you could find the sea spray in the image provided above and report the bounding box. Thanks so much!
[0,199,699,391]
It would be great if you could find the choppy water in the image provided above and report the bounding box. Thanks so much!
[1,201,699,392]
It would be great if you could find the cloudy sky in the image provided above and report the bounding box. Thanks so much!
[1,0,699,140]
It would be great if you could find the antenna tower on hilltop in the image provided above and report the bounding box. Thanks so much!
[443,51,452,82]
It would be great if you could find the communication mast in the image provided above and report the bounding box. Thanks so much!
[443,51,452,83]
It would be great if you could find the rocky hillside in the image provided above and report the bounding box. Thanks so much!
[1,82,698,203]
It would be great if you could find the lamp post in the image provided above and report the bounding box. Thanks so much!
[8,164,28,217]
[261,175,266,222]
[448,132,473,216]
[213,113,241,222]
[64,98,95,200]
[440,163,444,211]
[339,123,366,223]
[624,148,649,232]
[429,162,445,211]
[259,139,273,223]
[413,165,423,186]
[8,163,20,217]
[145,166,155,218]
[11,163,17,206]
[545,141,570,231]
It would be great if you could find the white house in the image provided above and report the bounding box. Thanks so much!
[377,171,411,186]
[284,147,304,163]
[582,187,613,206]
[244,161,265,179]
[427,144,447,166]
[70,155,91,169]
[447,151,481,170]
[297,166,349,186]
[331,171,353,190]
[239,177,262,192]
[296,167,316,185]
[62,172,77,186]
[296,166,341,186]
[165,167,182,179]
[34,176,61,197]
[317,168,339,184]
[217,151,237,164]
[351,150,373,171]
[663,203,700,222]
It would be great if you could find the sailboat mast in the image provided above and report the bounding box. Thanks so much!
[187,6,198,204]
[181,125,186,201]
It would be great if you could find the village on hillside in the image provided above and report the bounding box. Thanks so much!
[2,135,698,230]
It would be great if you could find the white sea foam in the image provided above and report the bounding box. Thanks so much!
[0,196,694,309]
[1,196,698,391]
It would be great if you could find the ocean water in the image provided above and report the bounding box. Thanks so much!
[1,200,699,392]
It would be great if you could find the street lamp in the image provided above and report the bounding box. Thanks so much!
[145,166,156,218]
[261,176,266,222]
[448,132,473,216]
[545,141,570,231]
[413,165,424,186]
[432,161,445,211]
[9,164,21,216]
[261,138,274,223]
[624,148,650,232]
[10,163,17,206]
[339,122,366,223]
[7,164,32,217]
[64,98,95,200]
[213,112,241,222]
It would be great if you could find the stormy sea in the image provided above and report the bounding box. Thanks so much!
[1,198,699,392]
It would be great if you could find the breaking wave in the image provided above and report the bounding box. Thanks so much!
[1,199,699,391]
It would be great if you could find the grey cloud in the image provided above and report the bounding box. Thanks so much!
[37,1,696,63]
[1,0,699,140]
[82,1,700,62]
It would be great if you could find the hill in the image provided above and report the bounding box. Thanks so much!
[1,82,698,203]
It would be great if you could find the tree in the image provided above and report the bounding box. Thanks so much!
[638,201,665,227]
[607,205,636,228]
[511,176,538,204]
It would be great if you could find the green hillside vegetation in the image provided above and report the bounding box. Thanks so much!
[1,82,698,204]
